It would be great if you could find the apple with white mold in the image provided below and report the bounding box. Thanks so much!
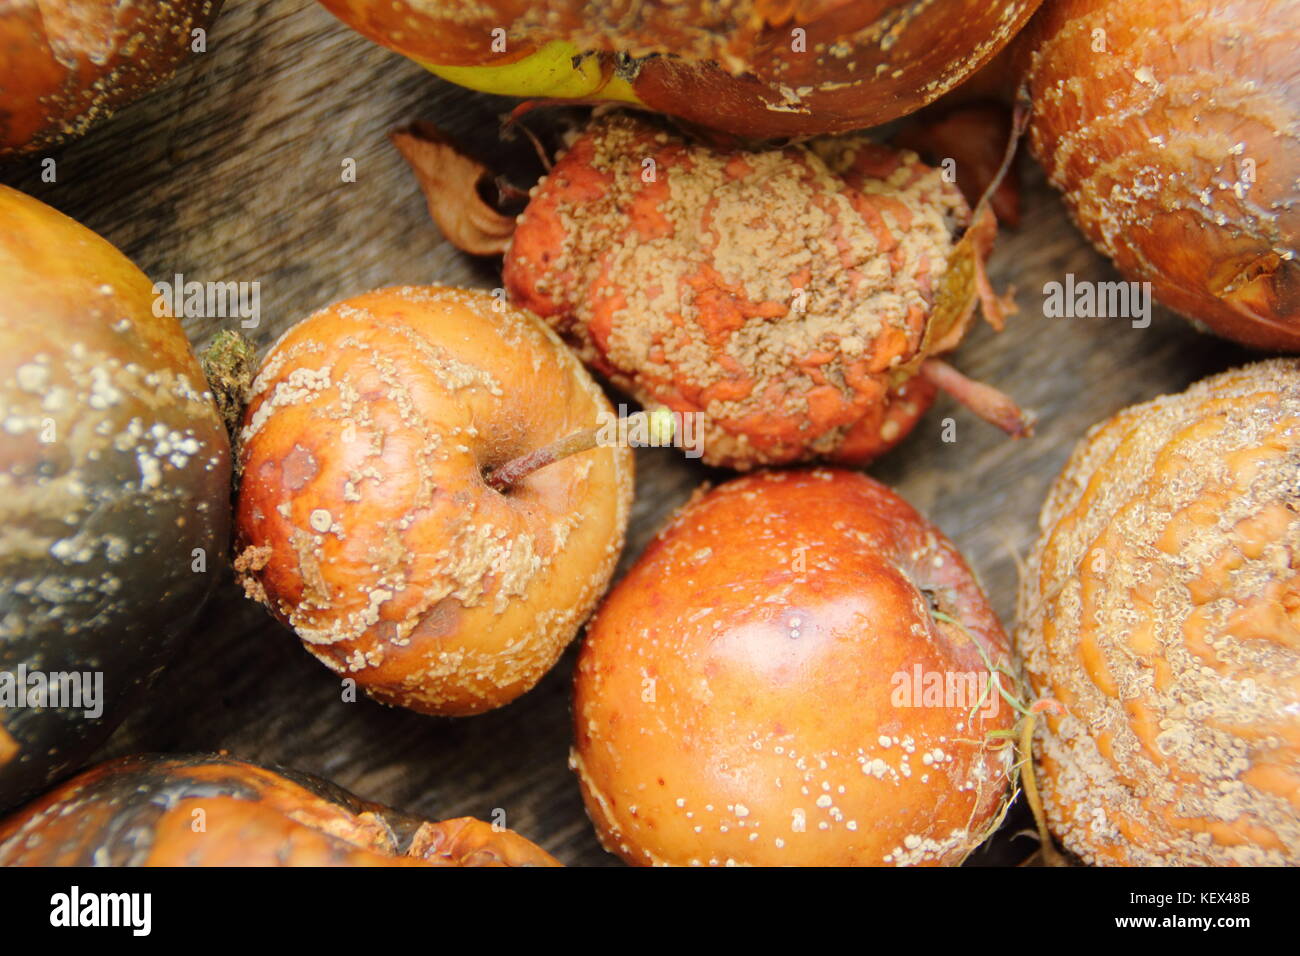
[234,285,638,716]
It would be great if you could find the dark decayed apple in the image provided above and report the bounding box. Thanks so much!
[0,185,230,810]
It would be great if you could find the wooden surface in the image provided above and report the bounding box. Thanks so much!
[1,0,1257,865]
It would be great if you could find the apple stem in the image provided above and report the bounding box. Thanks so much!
[920,358,1035,438]
[485,408,676,492]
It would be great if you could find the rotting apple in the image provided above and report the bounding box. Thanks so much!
[1016,0,1300,350]
[0,752,561,866]
[0,0,223,157]
[498,113,1029,469]
[318,0,1044,138]
[0,184,231,810]
[1017,360,1300,866]
[234,285,634,717]
[571,468,1017,866]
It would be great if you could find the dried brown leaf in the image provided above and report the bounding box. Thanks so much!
[391,122,516,256]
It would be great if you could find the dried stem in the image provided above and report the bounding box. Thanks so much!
[921,357,1035,438]
[485,408,675,492]
[485,429,602,492]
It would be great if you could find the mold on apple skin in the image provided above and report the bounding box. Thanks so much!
[0,0,223,157]
[506,114,1004,470]
[234,285,634,717]
[571,468,1015,866]
[1018,0,1300,350]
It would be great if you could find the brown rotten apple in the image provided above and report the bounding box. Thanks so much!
[1017,360,1300,866]
[501,114,1027,470]
[572,469,1016,866]
[0,753,560,866]
[235,286,634,716]
[319,0,1043,138]
[1018,0,1300,350]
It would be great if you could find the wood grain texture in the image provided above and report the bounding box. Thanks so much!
[0,0,1258,865]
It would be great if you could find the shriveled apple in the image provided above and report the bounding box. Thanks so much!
[501,114,1027,469]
